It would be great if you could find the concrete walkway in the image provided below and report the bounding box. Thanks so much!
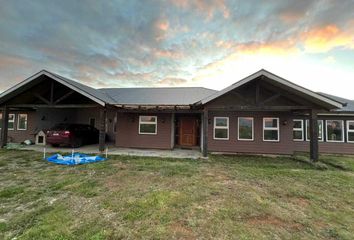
[21,144,203,159]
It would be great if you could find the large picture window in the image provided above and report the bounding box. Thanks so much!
[139,116,157,135]
[263,118,279,142]
[306,120,323,141]
[238,117,254,141]
[8,114,15,130]
[293,119,304,141]
[17,114,28,130]
[347,121,354,143]
[326,120,344,142]
[214,117,229,140]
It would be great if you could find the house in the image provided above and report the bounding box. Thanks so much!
[1,69,353,160]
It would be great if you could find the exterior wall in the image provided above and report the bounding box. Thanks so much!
[207,111,354,155]
[35,108,77,130]
[293,115,354,155]
[74,107,116,142]
[115,112,173,149]
[1,107,116,144]
[1,111,37,143]
[208,111,294,154]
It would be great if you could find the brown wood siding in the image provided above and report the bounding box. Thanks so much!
[208,111,295,154]
[115,112,173,149]
[208,112,354,155]
[293,116,354,155]
[3,111,37,143]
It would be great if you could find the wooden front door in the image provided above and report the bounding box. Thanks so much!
[179,117,197,146]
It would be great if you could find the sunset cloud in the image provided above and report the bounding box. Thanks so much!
[301,25,354,52]
[0,0,353,99]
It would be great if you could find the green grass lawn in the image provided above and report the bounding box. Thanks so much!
[0,150,353,240]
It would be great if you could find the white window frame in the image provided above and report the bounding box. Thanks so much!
[238,117,254,141]
[213,117,229,140]
[0,113,2,130]
[305,120,324,142]
[17,114,28,131]
[293,119,304,141]
[325,120,345,143]
[8,114,15,130]
[263,117,280,142]
[139,116,157,135]
[347,120,354,143]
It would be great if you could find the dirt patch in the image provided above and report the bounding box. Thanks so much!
[170,221,196,240]
[247,215,303,230]
[290,197,310,207]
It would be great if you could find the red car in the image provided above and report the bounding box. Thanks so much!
[46,123,99,148]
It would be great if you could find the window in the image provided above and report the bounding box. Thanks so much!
[263,118,279,142]
[139,116,157,135]
[293,119,304,141]
[17,114,28,130]
[306,120,324,141]
[214,117,229,140]
[0,113,2,129]
[238,117,254,141]
[326,120,344,142]
[8,114,15,130]
[347,121,354,143]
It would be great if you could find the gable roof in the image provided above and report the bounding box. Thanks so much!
[0,70,115,106]
[100,87,216,105]
[318,92,354,112]
[199,69,344,110]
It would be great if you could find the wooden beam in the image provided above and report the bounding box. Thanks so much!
[260,93,281,105]
[50,81,54,104]
[207,106,312,111]
[202,108,208,157]
[309,109,319,161]
[230,91,253,105]
[33,93,51,105]
[255,81,260,105]
[0,107,9,148]
[99,108,107,152]
[115,108,203,114]
[54,90,75,104]
[7,104,99,108]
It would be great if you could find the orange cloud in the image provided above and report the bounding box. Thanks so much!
[301,24,354,52]
[155,20,169,31]
[158,77,187,86]
[0,55,31,69]
[171,0,229,19]
[154,49,184,59]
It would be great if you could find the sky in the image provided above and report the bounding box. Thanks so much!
[0,0,354,99]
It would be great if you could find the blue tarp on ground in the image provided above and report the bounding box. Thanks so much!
[46,153,106,165]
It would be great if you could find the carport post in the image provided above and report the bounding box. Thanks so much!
[99,107,107,152]
[0,106,9,148]
[202,109,208,157]
[309,109,319,161]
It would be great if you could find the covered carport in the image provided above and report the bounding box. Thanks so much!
[0,70,112,152]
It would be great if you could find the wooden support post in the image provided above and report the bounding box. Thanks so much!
[309,109,319,161]
[202,109,208,157]
[99,108,107,152]
[255,81,260,105]
[50,81,54,104]
[0,107,9,148]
